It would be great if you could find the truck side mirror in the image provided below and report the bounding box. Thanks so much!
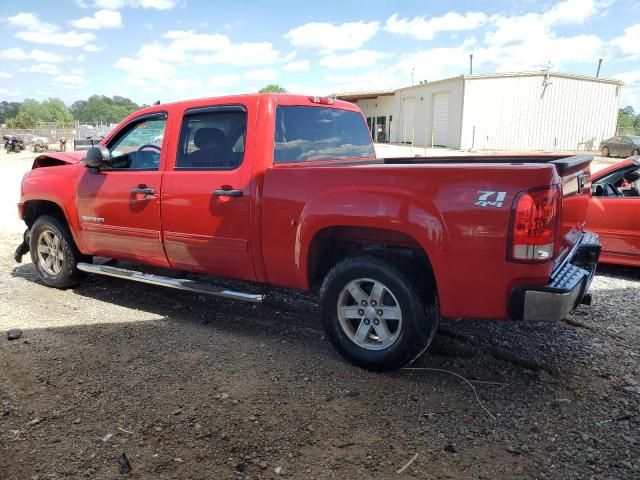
[83,146,112,169]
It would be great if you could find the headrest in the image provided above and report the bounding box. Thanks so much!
[193,127,227,150]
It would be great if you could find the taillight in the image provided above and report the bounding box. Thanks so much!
[309,96,335,105]
[508,186,561,262]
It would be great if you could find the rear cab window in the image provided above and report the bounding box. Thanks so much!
[274,106,375,163]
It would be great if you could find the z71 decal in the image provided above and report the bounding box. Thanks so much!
[475,191,507,208]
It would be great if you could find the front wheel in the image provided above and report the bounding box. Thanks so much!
[320,256,438,371]
[29,215,87,288]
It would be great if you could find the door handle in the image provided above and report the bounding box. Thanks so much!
[213,188,243,197]
[131,187,155,195]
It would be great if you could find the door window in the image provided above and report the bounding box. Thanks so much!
[107,115,167,170]
[176,108,247,170]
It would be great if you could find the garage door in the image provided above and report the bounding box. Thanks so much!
[402,97,416,143]
[432,93,450,146]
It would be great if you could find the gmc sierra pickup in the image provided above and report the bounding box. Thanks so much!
[14,93,600,370]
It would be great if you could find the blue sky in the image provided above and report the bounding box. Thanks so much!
[1,0,639,108]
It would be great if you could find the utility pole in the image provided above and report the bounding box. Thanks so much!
[410,67,415,86]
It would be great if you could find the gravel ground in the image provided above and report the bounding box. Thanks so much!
[0,150,638,479]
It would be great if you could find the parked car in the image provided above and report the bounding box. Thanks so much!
[3,134,25,153]
[600,135,640,158]
[585,157,640,266]
[13,93,600,371]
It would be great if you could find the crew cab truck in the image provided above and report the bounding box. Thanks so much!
[15,94,600,371]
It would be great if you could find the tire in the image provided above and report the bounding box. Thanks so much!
[320,256,439,371]
[601,146,609,157]
[29,215,87,289]
[632,149,639,157]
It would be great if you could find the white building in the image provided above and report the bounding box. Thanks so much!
[336,71,623,151]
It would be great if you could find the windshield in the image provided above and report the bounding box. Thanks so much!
[274,106,375,163]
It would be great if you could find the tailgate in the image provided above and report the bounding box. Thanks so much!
[553,155,593,264]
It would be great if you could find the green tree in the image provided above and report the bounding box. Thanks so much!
[9,99,41,128]
[40,98,73,124]
[0,101,21,124]
[258,84,287,93]
[70,95,139,124]
[618,106,636,129]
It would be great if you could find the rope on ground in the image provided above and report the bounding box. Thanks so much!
[403,367,497,420]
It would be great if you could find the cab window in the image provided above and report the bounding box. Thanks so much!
[107,115,167,170]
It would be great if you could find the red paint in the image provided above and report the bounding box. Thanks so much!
[585,158,640,266]
[18,93,596,320]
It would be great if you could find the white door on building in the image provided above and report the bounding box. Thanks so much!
[402,97,416,143]
[432,93,450,146]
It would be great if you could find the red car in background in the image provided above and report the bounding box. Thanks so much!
[588,157,640,266]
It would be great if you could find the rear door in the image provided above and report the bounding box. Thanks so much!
[160,102,257,281]
[76,113,169,266]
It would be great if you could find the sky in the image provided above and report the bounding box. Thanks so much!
[0,0,639,109]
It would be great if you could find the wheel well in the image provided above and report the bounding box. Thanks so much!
[23,200,67,228]
[307,226,436,293]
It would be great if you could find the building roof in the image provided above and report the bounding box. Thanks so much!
[335,71,624,101]
[332,90,395,101]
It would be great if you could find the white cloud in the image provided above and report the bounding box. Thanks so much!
[0,71,12,78]
[90,0,179,9]
[0,47,65,63]
[54,74,89,86]
[16,30,95,48]
[385,12,487,40]
[83,44,103,52]
[114,56,176,78]
[193,42,279,66]
[20,63,61,75]
[5,12,95,48]
[284,21,379,52]
[164,30,230,52]
[245,68,278,82]
[611,24,640,58]
[615,70,640,110]
[71,9,122,30]
[320,50,389,69]
[283,59,310,72]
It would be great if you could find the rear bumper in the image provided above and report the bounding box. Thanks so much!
[509,231,600,321]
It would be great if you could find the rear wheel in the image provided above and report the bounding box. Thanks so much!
[29,215,87,288]
[601,146,609,157]
[320,256,438,371]
[632,149,639,157]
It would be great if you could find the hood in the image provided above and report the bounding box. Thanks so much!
[32,150,86,168]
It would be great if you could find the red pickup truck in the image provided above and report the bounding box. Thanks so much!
[14,93,600,370]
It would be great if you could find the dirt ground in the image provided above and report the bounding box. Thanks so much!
[0,150,638,479]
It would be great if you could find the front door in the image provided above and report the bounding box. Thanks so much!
[161,104,256,281]
[589,164,640,263]
[76,113,169,267]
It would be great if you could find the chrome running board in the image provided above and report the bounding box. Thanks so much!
[77,262,263,303]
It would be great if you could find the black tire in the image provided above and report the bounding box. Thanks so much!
[29,215,87,289]
[601,146,609,157]
[320,256,439,371]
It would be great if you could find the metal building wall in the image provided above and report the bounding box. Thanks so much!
[394,78,464,147]
[460,74,621,151]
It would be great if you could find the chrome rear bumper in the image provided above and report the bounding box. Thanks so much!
[510,231,600,321]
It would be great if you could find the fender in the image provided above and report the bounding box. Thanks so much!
[20,164,87,252]
[295,184,449,293]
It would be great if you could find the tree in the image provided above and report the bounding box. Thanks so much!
[70,95,139,124]
[0,101,21,124]
[40,98,73,123]
[618,106,637,129]
[258,84,287,93]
